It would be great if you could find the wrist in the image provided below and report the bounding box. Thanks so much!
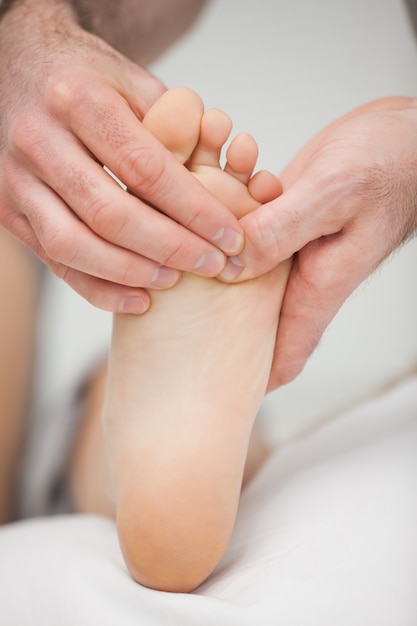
[0,0,88,116]
[0,0,78,32]
[0,0,84,61]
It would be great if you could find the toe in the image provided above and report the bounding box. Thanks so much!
[189,109,232,170]
[224,133,258,184]
[142,87,204,164]
[248,170,283,204]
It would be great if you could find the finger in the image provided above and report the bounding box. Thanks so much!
[119,64,167,117]
[10,172,182,289]
[266,255,335,390]
[11,122,229,277]
[267,232,375,390]
[2,210,151,314]
[49,82,244,255]
[54,266,152,314]
[219,172,351,283]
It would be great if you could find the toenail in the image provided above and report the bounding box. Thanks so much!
[193,250,225,275]
[150,266,180,288]
[218,255,244,282]
[212,227,244,255]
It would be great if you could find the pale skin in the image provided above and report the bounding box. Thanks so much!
[223,96,417,388]
[0,0,243,313]
[1,1,416,389]
[66,87,292,593]
[0,228,39,523]
[0,97,272,538]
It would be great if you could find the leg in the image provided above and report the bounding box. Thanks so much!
[0,227,40,523]
[103,88,292,592]
[67,361,115,518]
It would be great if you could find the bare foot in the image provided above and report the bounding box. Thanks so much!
[103,88,292,592]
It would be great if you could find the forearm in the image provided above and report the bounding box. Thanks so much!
[72,0,210,65]
[1,0,210,66]
[0,0,80,56]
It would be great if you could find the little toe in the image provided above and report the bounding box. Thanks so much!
[248,170,283,204]
[142,87,204,164]
[224,133,258,185]
[189,108,232,170]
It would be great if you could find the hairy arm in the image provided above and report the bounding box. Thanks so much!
[1,0,210,66]
[220,96,417,387]
[71,0,210,65]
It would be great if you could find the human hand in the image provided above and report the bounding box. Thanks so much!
[0,3,243,313]
[218,97,417,388]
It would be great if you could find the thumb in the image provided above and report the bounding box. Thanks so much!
[221,171,346,283]
[267,230,373,390]
[122,63,167,118]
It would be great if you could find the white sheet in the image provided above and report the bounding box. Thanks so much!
[1,375,416,625]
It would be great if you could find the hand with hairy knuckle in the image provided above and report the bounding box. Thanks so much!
[86,192,128,241]
[42,224,81,267]
[265,100,417,389]
[240,203,285,276]
[46,72,89,122]
[116,142,168,200]
[0,6,170,311]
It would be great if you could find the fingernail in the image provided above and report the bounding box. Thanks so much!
[150,266,180,288]
[193,250,225,275]
[119,296,149,314]
[218,255,244,282]
[212,227,244,255]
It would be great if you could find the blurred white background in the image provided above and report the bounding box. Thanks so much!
[36,0,417,442]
